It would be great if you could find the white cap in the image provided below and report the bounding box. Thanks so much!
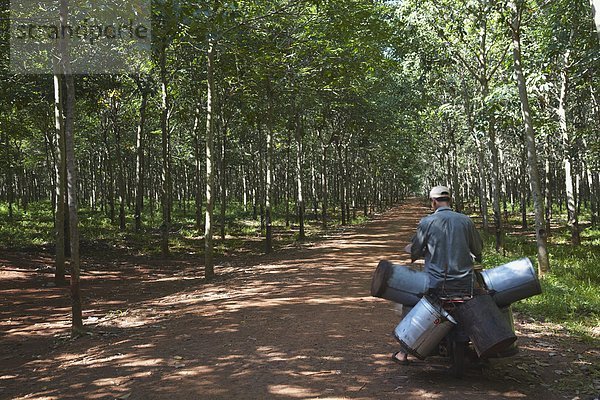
[429,186,451,199]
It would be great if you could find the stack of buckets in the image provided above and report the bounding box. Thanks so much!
[371,258,542,360]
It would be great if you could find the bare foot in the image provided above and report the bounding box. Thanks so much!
[391,350,410,365]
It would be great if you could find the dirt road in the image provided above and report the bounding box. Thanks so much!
[1,200,596,399]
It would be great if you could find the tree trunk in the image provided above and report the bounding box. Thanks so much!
[520,145,528,231]
[449,128,462,213]
[345,149,351,221]
[544,138,552,235]
[485,92,503,252]
[4,130,14,220]
[101,116,115,224]
[311,161,318,217]
[475,137,489,231]
[510,2,550,274]
[159,41,171,257]
[59,0,84,337]
[335,143,346,225]
[264,83,274,254]
[53,73,67,285]
[134,81,148,233]
[242,164,248,213]
[557,47,580,245]
[193,104,203,232]
[592,171,599,227]
[321,144,328,228]
[363,174,368,217]
[257,140,264,227]
[285,136,291,228]
[205,36,216,279]
[112,97,126,231]
[465,85,489,228]
[44,129,57,216]
[64,74,84,336]
[295,112,305,239]
[220,127,227,241]
[265,124,273,254]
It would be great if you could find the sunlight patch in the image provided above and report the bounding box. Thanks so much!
[268,384,322,398]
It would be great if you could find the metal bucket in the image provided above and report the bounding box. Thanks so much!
[393,297,456,359]
[481,258,542,307]
[491,306,519,357]
[371,260,428,306]
[453,294,517,358]
[394,303,413,318]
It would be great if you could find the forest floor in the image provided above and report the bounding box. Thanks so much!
[1,199,598,400]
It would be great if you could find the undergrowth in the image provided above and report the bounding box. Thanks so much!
[481,221,600,341]
[0,200,375,256]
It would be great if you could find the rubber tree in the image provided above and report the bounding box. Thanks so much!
[133,76,150,233]
[556,43,580,245]
[205,34,216,278]
[295,110,305,239]
[508,0,550,274]
[158,40,172,257]
[153,0,182,257]
[426,0,509,250]
[264,79,274,254]
[59,0,84,336]
[53,73,67,286]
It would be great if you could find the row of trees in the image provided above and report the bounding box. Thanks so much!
[399,0,599,273]
[0,0,598,333]
[0,2,419,281]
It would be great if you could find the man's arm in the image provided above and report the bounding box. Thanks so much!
[410,221,427,262]
[469,222,483,263]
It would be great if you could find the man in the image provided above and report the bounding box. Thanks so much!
[392,185,483,365]
[410,185,483,292]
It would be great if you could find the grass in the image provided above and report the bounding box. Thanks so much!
[0,201,55,248]
[0,200,375,257]
[480,215,600,341]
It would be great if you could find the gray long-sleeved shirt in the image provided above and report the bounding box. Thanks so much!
[410,206,483,290]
